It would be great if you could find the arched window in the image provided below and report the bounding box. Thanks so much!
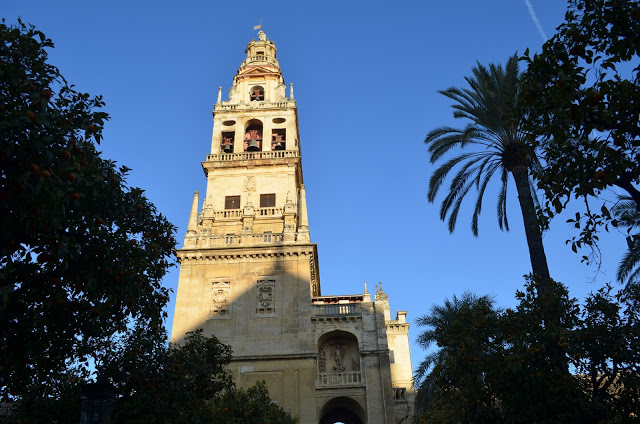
[244,120,263,152]
[250,85,264,101]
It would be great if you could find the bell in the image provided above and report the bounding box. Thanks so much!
[222,143,233,153]
[273,142,284,151]
[247,140,260,151]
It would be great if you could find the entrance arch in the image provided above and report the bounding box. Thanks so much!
[319,397,366,424]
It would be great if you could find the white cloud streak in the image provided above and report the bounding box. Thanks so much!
[524,0,548,42]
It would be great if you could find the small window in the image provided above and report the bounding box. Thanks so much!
[225,195,241,209]
[256,51,264,56]
[260,194,276,208]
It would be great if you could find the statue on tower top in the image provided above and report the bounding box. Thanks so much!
[258,30,267,41]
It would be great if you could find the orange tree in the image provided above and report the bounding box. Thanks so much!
[0,19,176,408]
[521,0,640,256]
[103,329,297,424]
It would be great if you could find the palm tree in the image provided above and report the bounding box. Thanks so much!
[414,292,501,421]
[612,196,640,285]
[414,292,495,386]
[425,54,550,281]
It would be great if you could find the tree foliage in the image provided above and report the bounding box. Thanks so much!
[5,328,298,423]
[0,19,176,404]
[414,278,640,423]
[521,0,640,256]
[612,196,640,284]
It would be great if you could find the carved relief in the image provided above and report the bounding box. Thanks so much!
[331,344,346,372]
[317,332,361,376]
[309,255,317,295]
[258,286,273,307]
[318,347,326,373]
[244,176,256,192]
[256,279,275,315]
[209,281,230,318]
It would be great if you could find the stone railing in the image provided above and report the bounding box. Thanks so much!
[393,387,407,401]
[207,150,299,162]
[312,304,360,317]
[245,55,279,65]
[257,207,283,217]
[212,209,243,219]
[317,372,362,387]
[208,208,284,220]
[215,101,294,112]
[193,233,287,248]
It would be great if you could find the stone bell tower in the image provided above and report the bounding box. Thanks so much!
[171,30,413,424]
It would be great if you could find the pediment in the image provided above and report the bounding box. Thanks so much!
[237,66,280,77]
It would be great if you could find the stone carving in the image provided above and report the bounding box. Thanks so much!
[258,286,273,307]
[318,347,326,373]
[210,281,230,317]
[331,344,346,372]
[309,255,317,295]
[244,176,256,192]
[256,279,276,315]
[318,336,361,375]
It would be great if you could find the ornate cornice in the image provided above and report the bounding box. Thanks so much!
[177,243,318,263]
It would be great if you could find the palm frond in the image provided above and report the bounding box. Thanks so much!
[472,163,501,236]
[428,152,490,203]
[497,167,510,231]
[617,239,640,284]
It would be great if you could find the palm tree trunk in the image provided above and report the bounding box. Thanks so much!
[510,165,550,281]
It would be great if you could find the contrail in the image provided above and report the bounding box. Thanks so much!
[524,0,548,42]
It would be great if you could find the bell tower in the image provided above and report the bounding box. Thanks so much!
[171,30,413,424]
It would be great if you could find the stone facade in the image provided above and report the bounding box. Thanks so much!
[171,30,413,424]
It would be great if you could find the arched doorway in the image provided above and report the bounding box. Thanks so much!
[319,397,366,424]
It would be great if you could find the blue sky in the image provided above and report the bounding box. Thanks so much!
[5,0,626,370]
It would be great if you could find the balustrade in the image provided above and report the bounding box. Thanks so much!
[257,207,283,216]
[393,387,407,401]
[317,372,362,387]
[212,209,242,219]
[207,150,298,162]
[246,55,278,65]
[195,233,289,248]
[312,304,359,316]
[215,101,293,112]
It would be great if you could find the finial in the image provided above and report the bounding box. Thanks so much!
[285,190,292,204]
[289,83,294,100]
[363,281,368,294]
[216,86,222,104]
[379,281,384,293]
[245,193,253,206]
